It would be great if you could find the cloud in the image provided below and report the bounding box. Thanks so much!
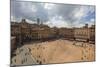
[11,0,95,28]
[11,0,49,22]
[90,18,95,22]
[45,15,72,28]
[44,3,55,10]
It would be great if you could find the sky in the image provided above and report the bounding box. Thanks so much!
[11,0,95,28]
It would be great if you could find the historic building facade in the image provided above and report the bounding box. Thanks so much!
[89,25,95,42]
[11,19,95,52]
[74,24,95,42]
[59,28,74,40]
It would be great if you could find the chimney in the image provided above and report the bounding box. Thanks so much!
[37,18,40,25]
[84,24,88,28]
[91,25,95,28]
[21,19,26,23]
